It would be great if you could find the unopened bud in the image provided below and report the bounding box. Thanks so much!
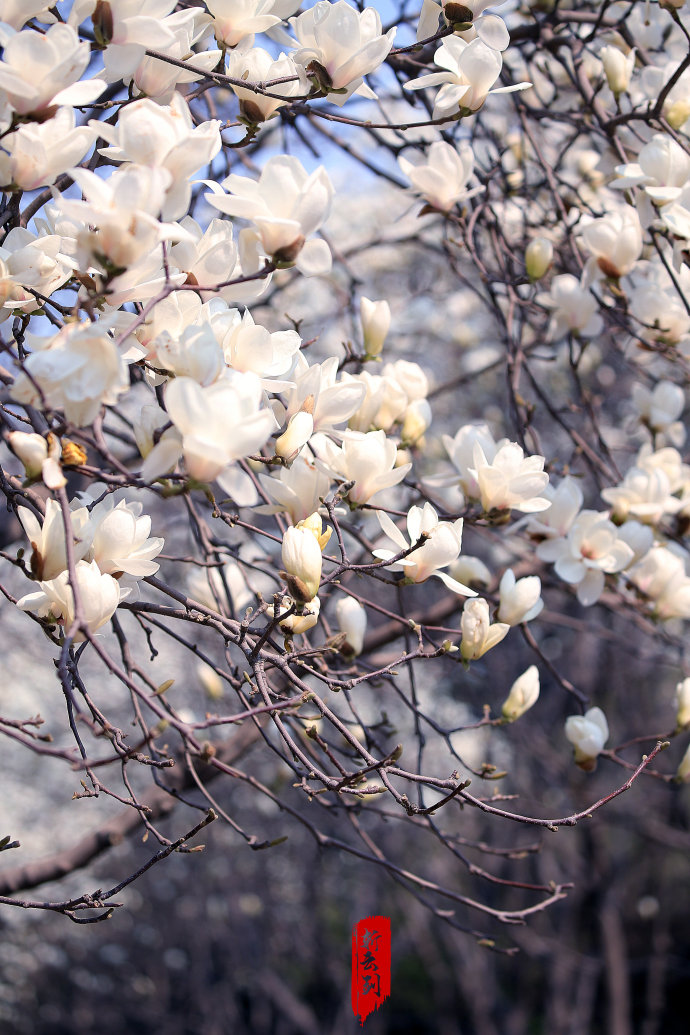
[501,666,540,721]
[275,411,314,463]
[525,237,553,281]
[360,297,391,358]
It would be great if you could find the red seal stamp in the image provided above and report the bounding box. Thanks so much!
[351,915,391,1025]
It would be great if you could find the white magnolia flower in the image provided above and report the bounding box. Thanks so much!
[281,515,329,601]
[1,0,56,30]
[613,134,690,214]
[257,455,332,524]
[497,569,543,625]
[438,423,499,502]
[627,544,690,620]
[281,355,366,434]
[675,677,690,728]
[417,0,510,52]
[0,23,105,114]
[17,498,91,582]
[527,477,584,539]
[70,0,179,80]
[537,510,635,606]
[290,1,396,103]
[601,465,683,525]
[8,431,65,489]
[164,372,276,483]
[0,227,73,318]
[92,94,222,221]
[460,597,509,660]
[336,597,367,656]
[405,36,530,119]
[128,7,221,103]
[133,403,183,483]
[86,496,163,579]
[470,440,551,514]
[206,0,293,48]
[11,320,130,427]
[627,262,690,346]
[565,707,609,769]
[501,666,540,721]
[537,273,603,339]
[313,429,411,506]
[211,307,301,384]
[579,208,643,279]
[0,107,95,191]
[631,380,685,446]
[600,45,635,97]
[373,502,476,595]
[398,140,483,213]
[226,45,306,123]
[360,297,391,358]
[17,559,121,642]
[269,594,321,636]
[344,370,407,434]
[59,165,189,276]
[525,237,553,281]
[152,322,225,387]
[206,155,334,276]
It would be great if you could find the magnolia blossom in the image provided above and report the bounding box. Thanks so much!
[281,515,330,602]
[313,429,411,506]
[0,23,105,114]
[206,155,334,276]
[226,46,306,123]
[631,381,686,447]
[565,707,609,770]
[91,94,222,221]
[128,7,221,103]
[17,498,91,582]
[211,307,301,384]
[537,273,603,339]
[373,503,476,595]
[11,320,130,427]
[0,107,95,191]
[0,227,73,318]
[675,677,690,728]
[9,431,65,490]
[164,373,276,483]
[257,455,332,524]
[627,545,690,620]
[169,218,267,306]
[17,559,121,643]
[537,510,634,606]
[579,208,643,279]
[613,134,690,217]
[600,45,635,97]
[281,356,366,435]
[525,237,553,281]
[275,411,314,463]
[360,297,391,358]
[501,666,540,721]
[416,0,510,51]
[269,594,321,636]
[470,441,551,514]
[460,597,509,660]
[336,597,367,656]
[290,1,396,103]
[206,0,296,48]
[405,37,530,119]
[497,569,543,625]
[59,165,189,277]
[86,496,163,580]
[398,140,483,213]
[134,404,183,483]
[527,477,584,539]
[601,465,683,525]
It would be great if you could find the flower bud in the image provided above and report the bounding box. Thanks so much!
[460,598,510,660]
[8,430,66,489]
[401,399,432,447]
[675,677,690,728]
[275,411,314,463]
[501,665,540,721]
[296,512,332,552]
[600,46,635,98]
[565,707,609,770]
[676,742,690,782]
[360,297,391,358]
[281,525,323,602]
[525,237,553,281]
[336,597,367,656]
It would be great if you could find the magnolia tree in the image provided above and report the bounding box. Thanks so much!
[0,0,689,956]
